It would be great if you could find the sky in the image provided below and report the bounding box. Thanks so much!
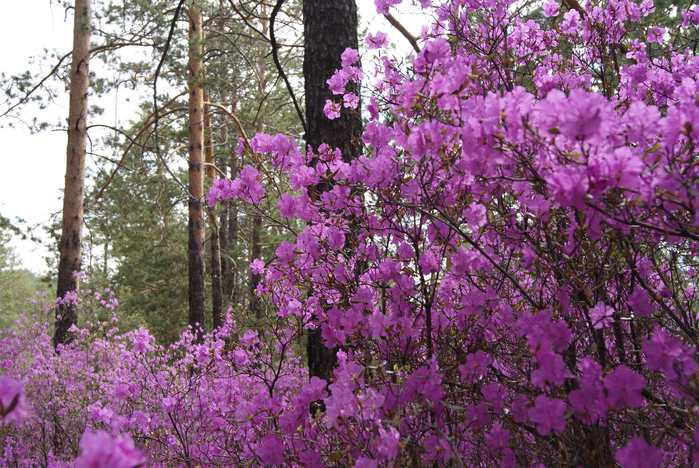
[1,0,424,274]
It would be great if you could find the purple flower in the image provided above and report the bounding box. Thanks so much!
[354,457,379,468]
[531,350,573,389]
[542,0,560,17]
[604,365,645,408]
[299,449,323,468]
[75,430,147,468]
[256,434,285,466]
[484,424,510,452]
[425,435,451,462]
[250,259,265,275]
[275,241,297,264]
[374,0,403,15]
[588,301,614,329]
[343,93,359,109]
[341,47,360,67]
[529,395,567,436]
[0,376,24,426]
[278,193,297,218]
[326,226,346,250]
[327,69,349,95]
[643,330,683,374]
[648,26,666,43]
[569,385,607,424]
[418,251,440,275]
[366,31,388,49]
[614,437,664,468]
[324,100,341,120]
[375,425,400,460]
[547,165,589,210]
[628,288,654,316]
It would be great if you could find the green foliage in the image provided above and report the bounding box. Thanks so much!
[0,217,53,330]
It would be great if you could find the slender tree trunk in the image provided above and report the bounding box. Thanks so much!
[303,0,361,381]
[188,4,207,337]
[250,13,268,321]
[55,0,91,347]
[226,140,239,305]
[205,92,224,330]
[222,89,240,306]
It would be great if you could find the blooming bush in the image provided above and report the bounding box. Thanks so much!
[5,0,699,466]
[0,290,307,467]
[209,0,699,465]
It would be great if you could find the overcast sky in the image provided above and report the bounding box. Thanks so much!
[1,0,423,274]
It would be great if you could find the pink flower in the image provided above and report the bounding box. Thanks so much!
[628,288,654,316]
[647,26,666,43]
[0,376,24,426]
[418,251,440,275]
[250,259,265,275]
[529,395,567,436]
[604,365,645,408]
[531,350,573,388]
[643,329,683,373]
[425,435,451,462]
[324,100,341,120]
[484,424,510,452]
[75,430,147,468]
[569,385,607,424]
[340,47,360,67]
[614,437,664,468]
[278,193,297,218]
[327,69,349,95]
[343,93,359,109]
[256,434,285,466]
[275,241,297,264]
[366,31,388,49]
[542,0,560,17]
[588,301,614,329]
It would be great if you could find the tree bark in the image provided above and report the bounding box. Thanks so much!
[205,93,224,330]
[250,12,268,321]
[55,0,91,347]
[188,4,207,338]
[303,0,361,382]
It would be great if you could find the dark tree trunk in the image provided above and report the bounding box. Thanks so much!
[225,143,239,305]
[303,0,361,382]
[205,94,224,330]
[250,214,262,319]
[188,6,207,338]
[55,0,91,347]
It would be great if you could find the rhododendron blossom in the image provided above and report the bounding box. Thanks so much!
[4,0,699,466]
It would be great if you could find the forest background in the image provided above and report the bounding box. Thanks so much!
[0,0,417,341]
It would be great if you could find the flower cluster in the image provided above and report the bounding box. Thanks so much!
[5,0,699,466]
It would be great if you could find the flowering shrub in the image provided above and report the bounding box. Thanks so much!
[5,0,699,466]
[208,0,699,466]
[0,290,307,467]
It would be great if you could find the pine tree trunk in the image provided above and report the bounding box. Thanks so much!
[205,94,224,330]
[250,15,268,322]
[55,0,91,347]
[226,144,239,305]
[303,0,361,382]
[188,5,207,338]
